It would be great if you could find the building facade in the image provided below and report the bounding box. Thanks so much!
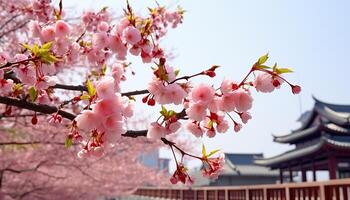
[255,97,350,183]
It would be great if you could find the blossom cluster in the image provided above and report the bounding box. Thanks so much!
[0,0,301,185]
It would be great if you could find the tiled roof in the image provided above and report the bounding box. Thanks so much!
[255,136,350,167]
[273,97,350,144]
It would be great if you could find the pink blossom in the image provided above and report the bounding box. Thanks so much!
[37,91,51,104]
[292,85,301,94]
[240,112,252,124]
[186,103,207,121]
[111,63,124,84]
[75,110,99,131]
[93,32,109,49]
[147,122,167,139]
[97,21,109,32]
[103,127,125,143]
[168,121,181,133]
[92,97,122,117]
[220,78,236,94]
[234,123,242,132]
[219,93,236,112]
[122,100,134,118]
[122,26,141,45]
[102,114,123,131]
[190,84,215,104]
[0,79,13,95]
[208,97,219,113]
[96,76,117,99]
[0,52,9,65]
[129,46,141,56]
[233,89,253,112]
[206,129,216,138]
[0,70,3,79]
[109,34,125,52]
[54,38,69,55]
[165,84,187,105]
[35,76,57,90]
[116,18,130,34]
[217,120,229,133]
[141,44,152,56]
[254,73,275,93]
[141,51,152,63]
[40,26,56,42]
[14,65,36,85]
[202,153,225,179]
[55,20,70,38]
[186,122,203,137]
[29,20,42,37]
[170,164,192,185]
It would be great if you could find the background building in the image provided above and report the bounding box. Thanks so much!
[255,97,350,182]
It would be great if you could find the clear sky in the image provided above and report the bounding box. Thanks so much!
[63,0,350,161]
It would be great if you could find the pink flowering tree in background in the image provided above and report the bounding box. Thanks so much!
[0,121,170,199]
[0,0,301,196]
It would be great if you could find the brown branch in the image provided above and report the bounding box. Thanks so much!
[122,130,147,138]
[0,141,66,146]
[51,84,87,91]
[121,89,149,96]
[0,96,76,120]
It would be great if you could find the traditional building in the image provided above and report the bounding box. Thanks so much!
[192,153,280,186]
[255,97,350,183]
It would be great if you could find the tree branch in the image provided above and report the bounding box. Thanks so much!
[0,141,66,146]
[0,96,76,120]
[51,84,87,91]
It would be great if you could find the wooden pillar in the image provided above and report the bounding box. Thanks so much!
[279,168,284,184]
[312,161,316,181]
[289,167,293,182]
[328,155,337,179]
[301,169,307,182]
[300,163,306,182]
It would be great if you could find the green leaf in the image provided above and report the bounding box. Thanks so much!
[258,53,269,65]
[167,110,176,118]
[174,69,180,77]
[64,138,73,148]
[202,144,207,157]
[86,80,96,97]
[32,44,40,55]
[80,94,90,100]
[28,87,38,102]
[275,68,293,74]
[207,149,220,158]
[160,106,167,117]
[255,65,271,70]
[21,43,32,51]
[41,42,53,50]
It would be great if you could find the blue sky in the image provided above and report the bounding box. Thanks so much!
[63,0,350,160]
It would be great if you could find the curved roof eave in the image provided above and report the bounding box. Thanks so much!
[255,137,350,167]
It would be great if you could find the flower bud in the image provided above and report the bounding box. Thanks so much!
[291,85,301,94]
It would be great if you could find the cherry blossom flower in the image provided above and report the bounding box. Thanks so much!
[233,88,253,112]
[202,153,225,179]
[240,112,252,124]
[122,26,141,45]
[186,122,204,137]
[190,84,215,104]
[55,20,70,38]
[147,122,167,139]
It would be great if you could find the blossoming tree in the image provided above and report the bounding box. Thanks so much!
[0,0,301,188]
[0,122,169,199]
